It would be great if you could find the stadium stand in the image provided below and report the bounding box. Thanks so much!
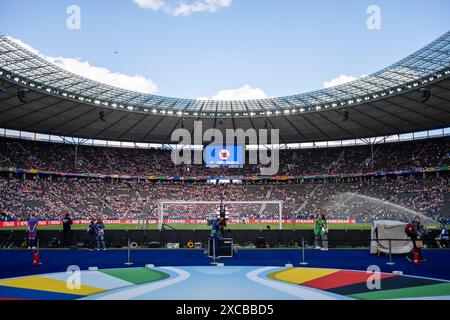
[1,136,449,176]
[0,136,448,223]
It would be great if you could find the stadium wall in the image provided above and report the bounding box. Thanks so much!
[0,229,442,249]
[0,219,356,228]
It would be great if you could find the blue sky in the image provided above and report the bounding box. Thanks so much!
[1,0,449,99]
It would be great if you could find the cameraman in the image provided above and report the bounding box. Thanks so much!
[210,216,226,257]
[407,216,427,262]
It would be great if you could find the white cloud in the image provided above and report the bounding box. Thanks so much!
[171,0,232,16]
[324,74,358,88]
[134,0,165,10]
[134,0,232,16]
[8,36,158,94]
[198,84,268,101]
[47,57,158,94]
[8,37,40,55]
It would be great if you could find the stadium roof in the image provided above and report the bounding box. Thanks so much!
[0,32,449,144]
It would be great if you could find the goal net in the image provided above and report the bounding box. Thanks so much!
[158,201,283,230]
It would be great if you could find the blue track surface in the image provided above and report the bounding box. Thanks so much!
[1,249,449,280]
[81,266,348,301]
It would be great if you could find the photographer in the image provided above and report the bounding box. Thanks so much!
[62,213,73,248]
[435,223,449,248]
[27,213,38,250]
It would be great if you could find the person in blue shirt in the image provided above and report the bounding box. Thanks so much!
[210,216,226,257]
[27,213,38,249]
[435,223,449,248]
[95,219,106,251]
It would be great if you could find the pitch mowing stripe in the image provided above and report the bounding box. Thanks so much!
[268,268,339,285]
[100,268,170,285]
[349,283,450,300]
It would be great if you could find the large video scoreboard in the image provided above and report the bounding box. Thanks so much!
[205,146,244,167]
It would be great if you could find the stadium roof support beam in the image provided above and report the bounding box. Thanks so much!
[25,102,86,129]
[93,112,133,139]
[0,99,66,127]
[429,95,450,110]
[243,101,259,142]
[315,111,357,137]
[302,114,332,141]
[401,91,450,114]
[47,108,96,133]
[330,109,382,137]
[348,107,399,132]
[276,99,309,141]
[230,103,237,133]
[255,100,288,143]
[116,113,149,141]
[385,99,449,127]
[0,94,51,116]
[212,101,219,131]
[189,100,206,139]
[163,118,184,144]
[365,102,428,131]
[141,116,165,142]
[66,110,115,137]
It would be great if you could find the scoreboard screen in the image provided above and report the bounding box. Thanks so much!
[205,146,244,167]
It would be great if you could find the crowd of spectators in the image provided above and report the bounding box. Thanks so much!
[1,175,448,223]
[1,135,448,224]
[0,136,449,177]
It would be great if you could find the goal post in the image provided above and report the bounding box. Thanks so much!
[158,200,284,230]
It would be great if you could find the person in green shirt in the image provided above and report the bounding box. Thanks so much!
[314,214,329,251]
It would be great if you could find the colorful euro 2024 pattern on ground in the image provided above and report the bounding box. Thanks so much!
[0,268,170,300]
[0,267,449,300]
[268,268,450,300]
